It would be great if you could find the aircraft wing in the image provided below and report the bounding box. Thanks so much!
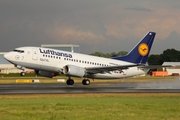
[85,64,139,74]
[86,64,176,74]
[138,65,175,69]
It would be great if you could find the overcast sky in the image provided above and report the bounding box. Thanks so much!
[0,0,180,54]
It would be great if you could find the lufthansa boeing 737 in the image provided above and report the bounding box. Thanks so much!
[4,32,156,85]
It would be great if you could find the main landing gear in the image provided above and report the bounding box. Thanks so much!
[66,77,90,85]
[66,79,74,85]
[82,79,90,85]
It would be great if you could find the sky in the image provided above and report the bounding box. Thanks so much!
[0,0,180,55]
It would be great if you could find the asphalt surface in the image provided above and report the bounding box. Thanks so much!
[0,78,180,94]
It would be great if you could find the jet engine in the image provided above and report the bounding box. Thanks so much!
[63,65,86,77]
[34,70,57,78]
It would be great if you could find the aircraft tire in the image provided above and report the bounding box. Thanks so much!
[82,79,90,85]
[20,72,25,76]
[66,79,74,85]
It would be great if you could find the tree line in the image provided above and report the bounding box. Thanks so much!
[90,51,128,58]
[91,48,180,65]
[148,48,180,65]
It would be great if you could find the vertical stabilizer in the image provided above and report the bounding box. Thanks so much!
[113,32,156,64]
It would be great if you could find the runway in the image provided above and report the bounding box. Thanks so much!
[1,79,180,94]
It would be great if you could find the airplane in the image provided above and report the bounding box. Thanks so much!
[4,31,156,85]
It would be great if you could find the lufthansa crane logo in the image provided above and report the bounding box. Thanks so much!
[138,43,149,56]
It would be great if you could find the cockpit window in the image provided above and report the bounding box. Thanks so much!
[13,49,24,53]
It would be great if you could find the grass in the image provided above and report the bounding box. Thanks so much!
[0,93,180,120]
[0,75,179,119]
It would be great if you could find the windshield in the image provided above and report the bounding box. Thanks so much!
[13,49,24,53]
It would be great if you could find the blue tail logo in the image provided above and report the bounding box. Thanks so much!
[113,32,156,64]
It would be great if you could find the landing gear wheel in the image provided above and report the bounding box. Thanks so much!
[66,79,74,85]
[20,72,25,76]
[82,79,90,85]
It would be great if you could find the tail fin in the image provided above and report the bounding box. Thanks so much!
[113,32,156,64]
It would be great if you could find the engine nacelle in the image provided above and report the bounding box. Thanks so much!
[63,65,86,77]
[34,70,56,78]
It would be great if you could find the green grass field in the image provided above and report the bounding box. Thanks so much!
[0,75,179,119]
[0,93,180,120]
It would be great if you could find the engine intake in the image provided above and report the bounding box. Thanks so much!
[63,65,86,77]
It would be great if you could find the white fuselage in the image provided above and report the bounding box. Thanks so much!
[4,47,146,79]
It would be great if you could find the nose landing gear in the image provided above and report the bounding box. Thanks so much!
[20,72,25,76]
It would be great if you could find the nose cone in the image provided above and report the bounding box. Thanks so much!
[4,52,12,61]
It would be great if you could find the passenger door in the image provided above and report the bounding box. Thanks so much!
[32,48,38,60]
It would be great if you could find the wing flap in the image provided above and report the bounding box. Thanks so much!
[86,64,177,74]
[86,64,138,74]
[138,65,175,69]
